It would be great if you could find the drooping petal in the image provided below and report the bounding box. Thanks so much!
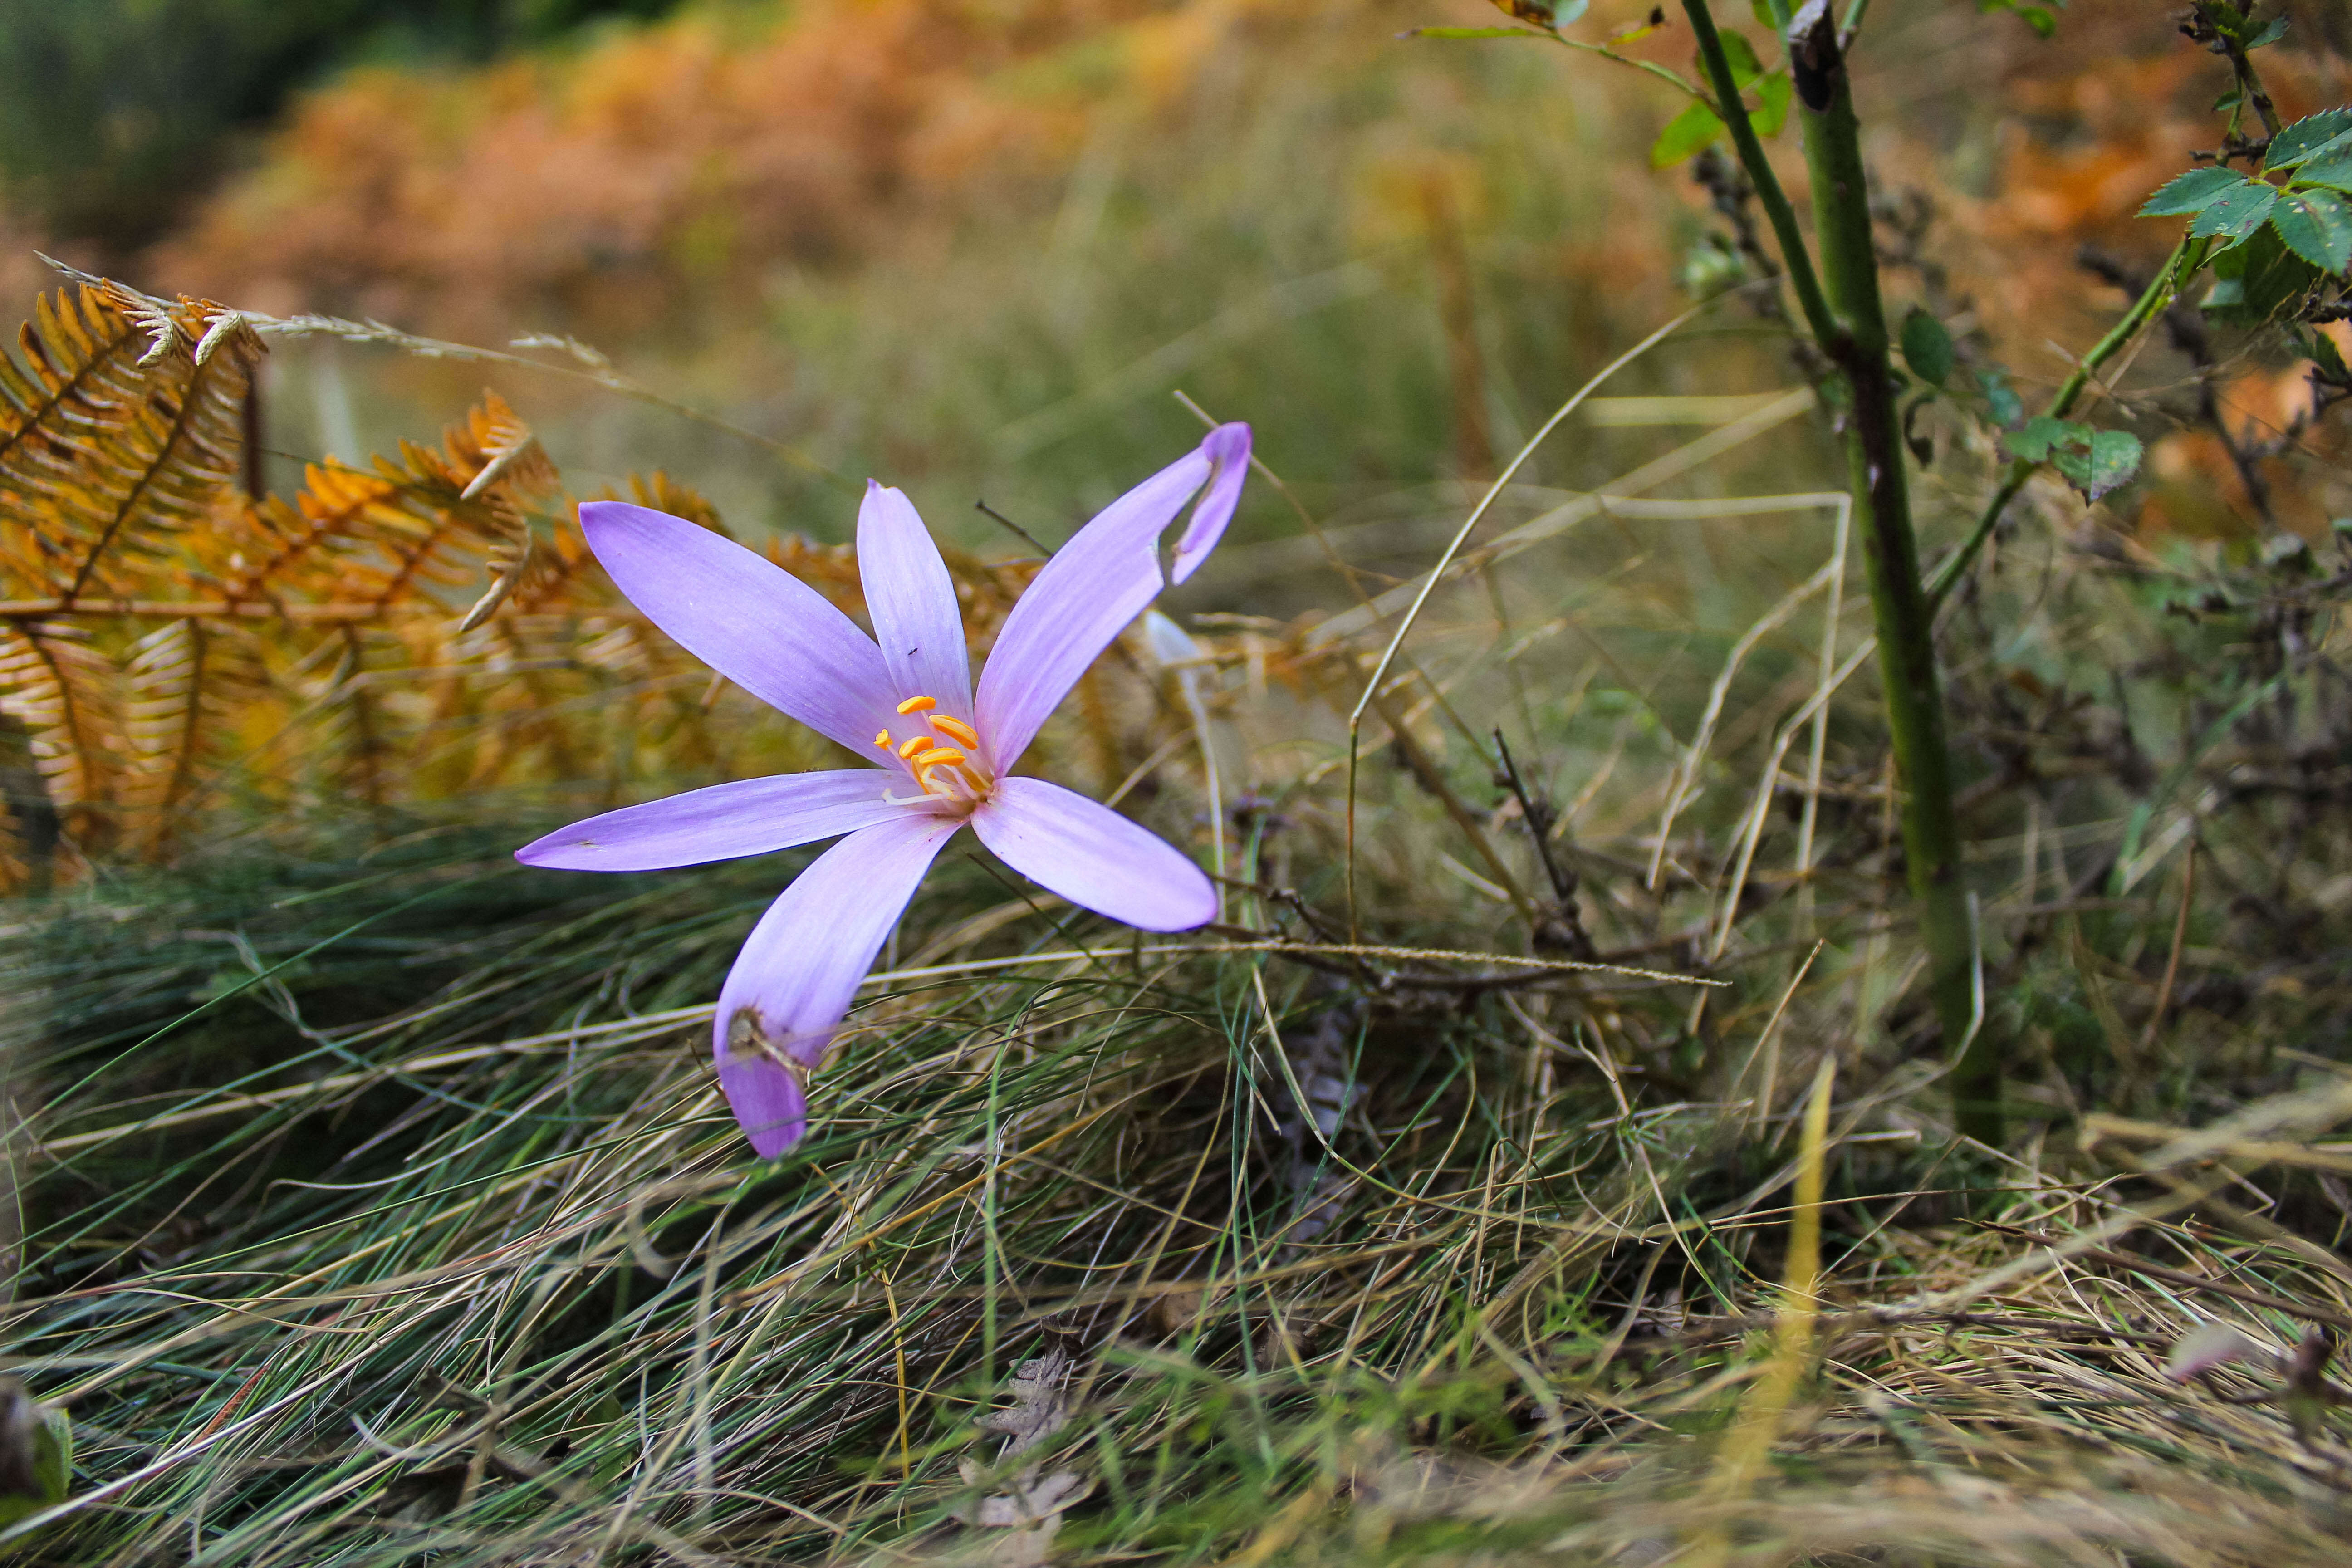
[582,501,895,755]
[715,1054,809,1165]
[713,809,964,1156]
[515,769,912,872]
[975,425,1251,769]
[856,481,973,721]
[1170,422,1252,584]
[970,776,1215,933]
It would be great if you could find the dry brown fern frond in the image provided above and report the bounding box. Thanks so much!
[118,619,261,855]
[0,283,262,606]
[0,621,117,844]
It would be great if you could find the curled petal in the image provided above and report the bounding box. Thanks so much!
[970,776,1215,933]
[976,425,1250,769]
[715,1056,810,1168]
[514,769,909,872]
[858,481,974,733]
[713,811,964,1156]
[1171,422,1252,584]
[582,501,895,755]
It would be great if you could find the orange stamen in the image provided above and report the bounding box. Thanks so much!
[873,730,892,749]
[897,735,932,760]
[929,715,980,748]
[896,695,937,715]
[910,747,965,769]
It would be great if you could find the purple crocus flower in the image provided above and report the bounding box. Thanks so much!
[517,425,1251,1156]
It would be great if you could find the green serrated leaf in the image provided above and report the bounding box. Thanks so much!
[2003,415,2081,464]
[2140,167,2249,217]
[2055,429,2144,501]
[2004,417,2141,500]
[2293,151,2352,193]
[2203,225,2322,325]
[2299,324,2350,381]
[2189,180,2279,239]
[2246,16,2288,49]
[2266,107,2352,169]
[1901,307,1956,386]
[1651,99,1726,168]
[1753,72,1793,137]
[2270,190,2352,274]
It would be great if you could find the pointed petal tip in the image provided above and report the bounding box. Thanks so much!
[721,1056,809,1159]
[971,776,1219,932]
[745,1118,805,1160]
[1171,423,1253,585]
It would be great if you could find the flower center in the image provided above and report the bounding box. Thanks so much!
[872,694,994,808]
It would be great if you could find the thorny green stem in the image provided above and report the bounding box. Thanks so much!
[1684,0,1988,1138]
[2196,1,2282,141]
[1926,237,2204,614]
[1681,0,1840,352]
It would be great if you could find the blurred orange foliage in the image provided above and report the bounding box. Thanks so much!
[155,0,1310,340]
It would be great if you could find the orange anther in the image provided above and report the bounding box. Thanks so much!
[895,695,938,715]
[911,747,965,769]
[929,715,980,748]
[873,730,892,749]
[898,735,932,760]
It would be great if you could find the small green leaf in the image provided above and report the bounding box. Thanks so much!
[2057,430,2144,501]
[2205,225,2323,325]
[1651,99,1726,168]
[1977,0,2055,36]
[2139,166,2249,217]
[1753,72,1793,137]
[2292,151,2352,193]
[1751,0,1777,26]
[2300,324,2352,381]
[2265,107,2352,169]
[2246,16,2289,49]
[1901,307,1956,386]
[2270,190,2352,274]
[1979,367,2023,426]
[2003,415,2078,464]
[1719,29,1765,88]
[2189,180,2278,239]
[2004,417,2142,501]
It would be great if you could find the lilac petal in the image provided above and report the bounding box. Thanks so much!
[514,769,907,872]
[713,810,964,1157]
[857,481,974,721]
[1170,422,1252,584]
[970,776,1215,933]
[719,1056,809,1163]
[975,427,1249,769]
[582,501,895,755]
